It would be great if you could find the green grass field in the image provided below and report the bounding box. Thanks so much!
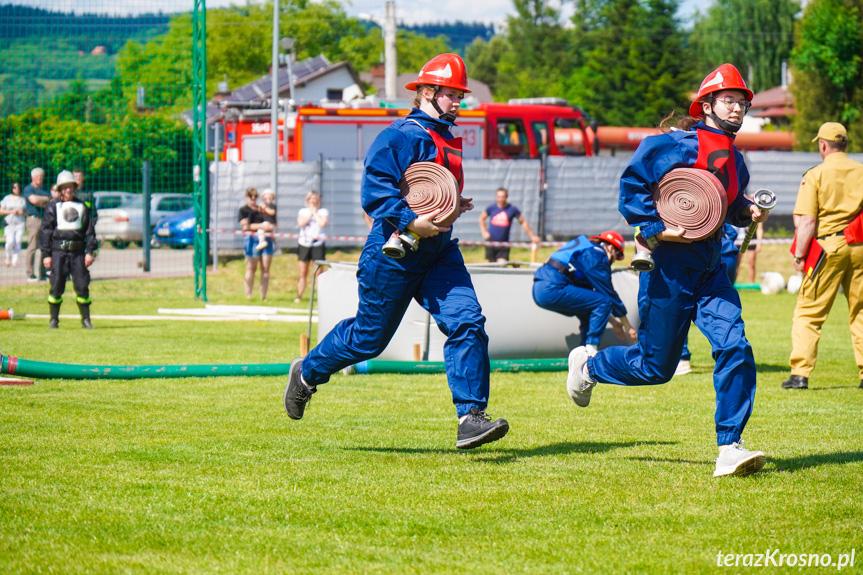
[1,245,861,573]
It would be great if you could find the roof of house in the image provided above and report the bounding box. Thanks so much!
[751,85,795,110]
[752,106,797,118]
[229,56,363,104]
[182,56,365,126]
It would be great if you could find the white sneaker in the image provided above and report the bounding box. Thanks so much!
[566,346,595,407]
[713,440,766,477]
[674,360,692,376]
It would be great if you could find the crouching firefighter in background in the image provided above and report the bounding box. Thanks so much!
[40,170,98,329]
[533,230,636,354]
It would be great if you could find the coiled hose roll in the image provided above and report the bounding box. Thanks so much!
[399,162,460,227]
[654,168,728,240]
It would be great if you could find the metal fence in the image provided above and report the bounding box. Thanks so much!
[0,0,204,304]
[206,151,863,256]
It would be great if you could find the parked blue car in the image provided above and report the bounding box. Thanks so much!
[152,207,195,249]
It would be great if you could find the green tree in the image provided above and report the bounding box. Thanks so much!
[465,35,512,96]
[395,31,451,75]
[790,0,863,150]
[206,3,274,90]
[116,15,194,112]
[116,1,445,107]
[690,0,800,93]
[495,0,574,100]
[566,0,692,126]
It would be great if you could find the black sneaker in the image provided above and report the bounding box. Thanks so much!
[781,375,808,389]
[456,407,509,449]
[283,358,315,420]
[81,319,94,329]
[49,318,59,329]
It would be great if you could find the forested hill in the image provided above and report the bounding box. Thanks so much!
[0,4,170,51]
[0,4,171,114]
[401,21,495,55]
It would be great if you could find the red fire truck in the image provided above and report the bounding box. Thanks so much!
[220,98,594,162]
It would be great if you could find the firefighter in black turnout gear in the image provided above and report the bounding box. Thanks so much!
[40,170,98,329]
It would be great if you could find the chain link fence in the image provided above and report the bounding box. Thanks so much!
[0,1,201,303]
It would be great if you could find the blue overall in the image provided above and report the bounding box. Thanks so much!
[302,110,490,418]
[588,123,757,446]
[532,235,627,347]
[680,223,740,361]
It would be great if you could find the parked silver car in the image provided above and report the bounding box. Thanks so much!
[95,193,194,249]
[93,191,135,212]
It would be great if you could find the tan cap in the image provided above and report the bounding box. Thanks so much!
[811,122,847,142]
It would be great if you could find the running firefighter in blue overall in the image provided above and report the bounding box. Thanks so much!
[283,53,509,449]
[566,64,771,477]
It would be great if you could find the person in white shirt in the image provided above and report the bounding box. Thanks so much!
[0,182,27,267]
[295,190,329,303]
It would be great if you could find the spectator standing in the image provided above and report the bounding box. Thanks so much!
[40,171,97,329]
[238,187,274,301]
[478,187,540,262]
[255,188,278,251]
[532,231,635,354]
[1,182,27,267]
[23,167,51,281]
[282,53,510,450]
[565,64,769,477]
[295,190,328,303]
[783,122,863,390]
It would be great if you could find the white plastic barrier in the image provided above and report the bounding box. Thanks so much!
[316,262,640,360]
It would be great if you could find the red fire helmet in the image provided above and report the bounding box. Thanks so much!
[590,230,625,260]
[405,53,471,93]
[688,63,754,118]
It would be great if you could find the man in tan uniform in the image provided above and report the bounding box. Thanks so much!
[783,122,863,390]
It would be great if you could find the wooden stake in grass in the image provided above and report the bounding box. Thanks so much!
[300,333,309,357]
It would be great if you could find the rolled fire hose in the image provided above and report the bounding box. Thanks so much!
[654,167,728,240]
[398,161,460,227]
[631,168,729,272]
[383,162,461,258]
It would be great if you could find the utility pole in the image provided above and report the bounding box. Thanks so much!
[270,0,280,196]
[384,1,397,100]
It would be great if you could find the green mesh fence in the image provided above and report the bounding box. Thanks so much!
[0,1,206,304]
